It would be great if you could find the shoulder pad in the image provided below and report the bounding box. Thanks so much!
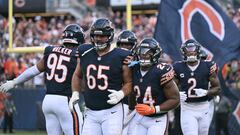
[116,48,132,56]
[157,63,174,85]
[207,60,218,75]
[44,46,54,55]
[78,44,95,57]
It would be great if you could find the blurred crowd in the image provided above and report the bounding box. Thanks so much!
[222,59,240,90]
[0,5,240,90]
[226,4,240,28]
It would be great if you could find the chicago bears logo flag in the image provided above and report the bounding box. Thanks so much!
[154,0,240,134]
[154,0,240,67]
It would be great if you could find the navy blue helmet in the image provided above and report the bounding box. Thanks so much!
[180,39,201,62]
[137,38,162,67]
[90,18,114,50]
[62,24,85,45]
[117,30,137,50]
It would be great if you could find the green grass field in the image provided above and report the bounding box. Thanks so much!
[0,130,47,135]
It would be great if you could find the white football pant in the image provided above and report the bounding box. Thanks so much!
[42,94,83,135]
[180,101,211,135]
[82,103,124,135]
[128,112,168,135]
[208,99,215,123]
[122,104,136,135]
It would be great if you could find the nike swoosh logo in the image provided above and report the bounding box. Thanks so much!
[111,111,117,114]
[156,120,161,123]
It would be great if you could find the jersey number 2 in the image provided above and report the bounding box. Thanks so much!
[188,78,197,98]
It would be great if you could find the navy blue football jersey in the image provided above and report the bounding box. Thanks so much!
[133,63,174,117]
[44,46,78,96]
[78,44,131,110]
[173,60,217,102]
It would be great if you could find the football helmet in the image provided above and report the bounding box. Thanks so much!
[62,24,85,45]
[181,39,201,62]
[137,38,162,67]
[116,30,137,50]
[90,18,114,50]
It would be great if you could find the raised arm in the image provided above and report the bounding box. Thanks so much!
[0,58,45,92]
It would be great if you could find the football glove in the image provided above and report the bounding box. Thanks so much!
[193,88,208,97]
[0,80,16,92]
[107,89,125,104]
[135,104,156,116]
[69,91,79,112]
[214,95,220,103]
[128,61,140,67]
[179,91,187,102]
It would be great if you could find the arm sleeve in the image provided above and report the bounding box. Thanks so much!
[14,65,41,85]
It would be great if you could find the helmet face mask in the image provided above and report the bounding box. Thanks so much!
[62,24,85,46]
[137,38,162,68]
[181,39,201,62]
[90,18,114,51]
[119,43,135,51]
[138,47,154,67]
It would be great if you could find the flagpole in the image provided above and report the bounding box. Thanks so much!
[126,0,132,30]
[8,0,13,49]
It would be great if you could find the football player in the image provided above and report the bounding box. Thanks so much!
[173,39,221,135]
[70,18,133,135]
[128,38,180,135]
[116,30,137,135]
[0,24,85,135]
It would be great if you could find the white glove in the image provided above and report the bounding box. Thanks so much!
[0,80,16,92]
[193,88,208,97]
[107,89,125,104]
[179,91,187,102]
[214,95,220,103]
[69,91,79,112]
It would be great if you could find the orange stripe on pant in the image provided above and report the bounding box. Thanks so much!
[71,106,80,135]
